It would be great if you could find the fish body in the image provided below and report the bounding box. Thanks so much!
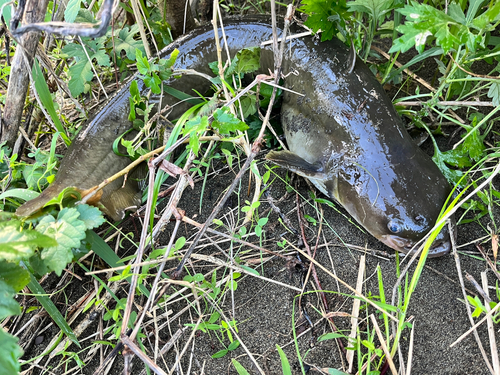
[17,16,453,255]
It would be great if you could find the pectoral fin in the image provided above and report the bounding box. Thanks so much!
[266,150,340,200]
[266,150,326,179]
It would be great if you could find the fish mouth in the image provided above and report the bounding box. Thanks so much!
[380,216,456,258]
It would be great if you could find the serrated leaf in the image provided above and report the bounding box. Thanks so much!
[487,81,500,106]
[67,60,93,97]
[0,329,23,375]
[239,95,257,118]
[236,47,261,74]
[347,0,393,24]
[161,49,179,69]
[75,8,97,24]
[136,49,150,75]
[36,208,87,275]
[62,43,87,62]
[462,127,485,162]
[183,116,210,156]
[75,204,105,230]
[432,148,466,185]
[0,279,21,319]
[299,0,350,41]
[143,74,162,94]
[390,1,468,53]
[65,0,82,23]
[63,39,109,97]
[0,226,57,262]
[0,260,30,292]
[212,109,249,134]
[109,25,145,60]
[472,1,500,30]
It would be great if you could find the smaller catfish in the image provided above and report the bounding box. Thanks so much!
[17,16,454,256]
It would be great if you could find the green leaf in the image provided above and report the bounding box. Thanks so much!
[239,265,260,276]
[228,340,240,351]
[236,47,261,74]
[362,339,376,350]
[183,116,210,156]
[0,328,23,375]
[212,109,249,134]
[161,49,179,70]
[175,236,186,250]
[0,188,40,201]
[299,0,351,41]
[43,186,82,209]
[64,0,82,23]
[108,25,144,60]
[432,146,469,185]
[318,332,345,342]
[467,295,485,318]
[487,81,500,106]
[472,1,500,30]
[136,49,150,75]
[211,349,228,358]
[0,260,30,292]
[25,269,80,346]
[325,369,350,375]
[32,59,70,145]
[232,359,251,375]
[143,73,162,94]
[0,279,21,319]
[462,125,485,162]
[63,39,110,97]
[348,0,393,24]
[75,204,105,230]
[36,208,87,276]
[276,344,292,375]
[67,59,93,97]
[0,225,57,262]
[390,1,468,53]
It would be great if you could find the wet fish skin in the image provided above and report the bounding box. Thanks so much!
[16,16,453,256]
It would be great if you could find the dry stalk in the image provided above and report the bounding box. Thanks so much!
[296,192,346,357]
[481,272,500,374]
[287,241,399,323]
[191,253,302,292]
[129,0,151,58]
[451,222,494,374]
[128,214,182,342]
[406,320,415,375]
[347,255,366,372]
[370,314,398,375]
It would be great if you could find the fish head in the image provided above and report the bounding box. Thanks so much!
[335,153,455,257]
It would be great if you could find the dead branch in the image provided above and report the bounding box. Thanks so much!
[12,0,114,38]
[1,0,49,148]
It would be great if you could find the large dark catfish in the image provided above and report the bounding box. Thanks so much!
[17,16,453,256]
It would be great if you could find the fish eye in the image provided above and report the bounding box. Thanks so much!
[387,221,402,234]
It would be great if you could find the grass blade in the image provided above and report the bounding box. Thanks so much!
[26,269,79,347]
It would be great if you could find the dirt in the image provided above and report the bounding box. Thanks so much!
[18,152,499,375]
